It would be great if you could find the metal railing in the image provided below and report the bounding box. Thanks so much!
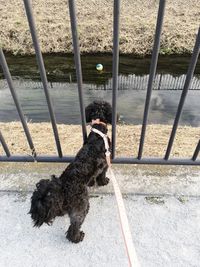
[0,0,199,165]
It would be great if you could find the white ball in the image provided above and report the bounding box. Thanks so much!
[96,64,103,71]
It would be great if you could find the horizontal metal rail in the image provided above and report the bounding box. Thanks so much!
[138,0,166,159]
[23,0,62,157]
[113,157,200,165]
[0,155,200,165]
[0,49,36,157]
[0,131,11,157]
[164,27,200,160]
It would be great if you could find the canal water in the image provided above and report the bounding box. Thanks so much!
[0,54,200,126]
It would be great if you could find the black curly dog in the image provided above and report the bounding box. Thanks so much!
[29,101,112,243]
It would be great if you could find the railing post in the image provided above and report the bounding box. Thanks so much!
[164,27,200,160]
[0,131,11,157]
[138,0,166,159]
[0,49,36,157]
[23,0,63,157]
[68,0,87,142]
[112,0,120,159]
[192,140,200,161]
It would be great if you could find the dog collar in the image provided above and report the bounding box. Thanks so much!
[90,127,111,166]
[91,119,107,127]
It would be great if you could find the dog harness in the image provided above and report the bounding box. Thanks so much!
[90,127,111,166]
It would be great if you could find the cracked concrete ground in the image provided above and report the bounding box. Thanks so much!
[0,163,200,266]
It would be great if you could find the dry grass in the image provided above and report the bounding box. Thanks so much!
[0,0,199,55]
[0,122,199,158]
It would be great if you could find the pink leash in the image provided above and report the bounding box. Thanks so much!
[90,124,140,266]
[108,167,140,267]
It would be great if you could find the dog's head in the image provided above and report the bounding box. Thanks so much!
[29,176,64,227]
[85,101,113,124]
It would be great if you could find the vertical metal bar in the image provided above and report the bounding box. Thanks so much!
[23,0,62,157]
[111,0,120,159]
[68,0,87,142]
[138,0,166,159]
[165,27,200,160]
[0,131,11,157]
[192,140,200,161]
[0,49,36,157]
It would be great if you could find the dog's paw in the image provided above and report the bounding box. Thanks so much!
[66,230,85,243]
[97,177,110,186]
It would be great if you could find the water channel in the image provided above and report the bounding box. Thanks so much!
[0,54,199,126]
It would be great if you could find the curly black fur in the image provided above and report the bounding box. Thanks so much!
[29,101,112,243]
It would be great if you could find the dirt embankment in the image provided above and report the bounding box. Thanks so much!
[0,122,199,158]
[0,0,199,56]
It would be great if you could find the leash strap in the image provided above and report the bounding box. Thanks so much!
[108,168,140,267]
[91,126,140,265]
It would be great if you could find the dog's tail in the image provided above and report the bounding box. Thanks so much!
[29,177,63,227]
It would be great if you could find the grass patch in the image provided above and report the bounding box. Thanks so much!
[0,0,199,55]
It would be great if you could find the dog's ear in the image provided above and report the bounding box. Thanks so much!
[36,179,49,189]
